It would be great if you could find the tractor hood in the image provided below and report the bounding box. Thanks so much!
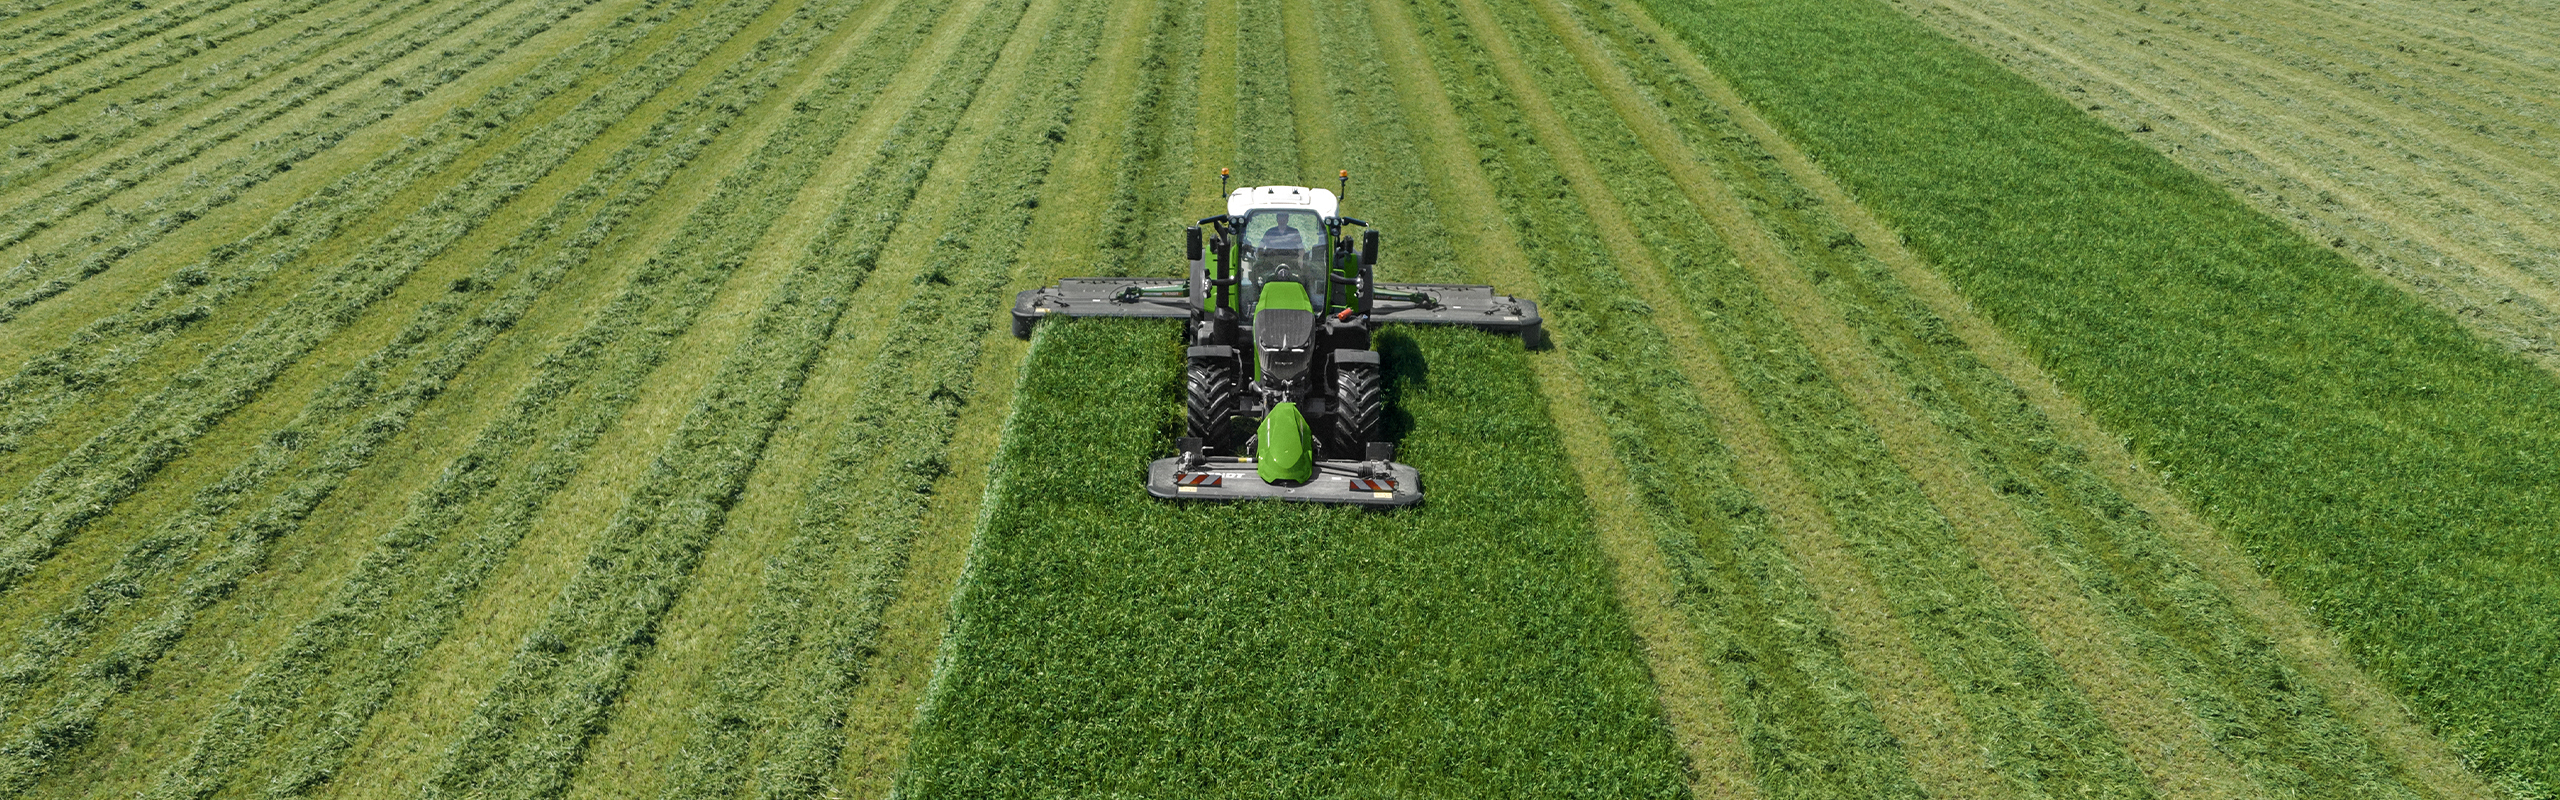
[1254,282,1317,382]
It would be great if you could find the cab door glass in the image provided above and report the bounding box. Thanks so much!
[1240,209,1321,310]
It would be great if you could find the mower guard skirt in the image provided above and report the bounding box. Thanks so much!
[1147,456,1422,507]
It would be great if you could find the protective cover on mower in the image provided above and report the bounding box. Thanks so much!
[1146,455,1422,507]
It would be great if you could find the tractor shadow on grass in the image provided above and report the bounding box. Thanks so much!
[1373,328,1424,446]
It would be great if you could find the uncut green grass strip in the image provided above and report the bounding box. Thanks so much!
[0,0,262,92]
[0,0,357,132]
[0,0,569,316]
[135,5,980,795]
[1640,0,2560,790]
[897,320,1690,797]
[0,0,731,600]
[1374,0,1935,794]
[0,0,450,192]
[0,9,760,770]
[1400,0,2179,793]
[129,6,983,794]
[640,10,1116,795]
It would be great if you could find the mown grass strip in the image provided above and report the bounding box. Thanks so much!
[900,319,1691,798]
[1639,0,2560,792]
[127,4,952,796]
[404,1,1070,794]
[0,0,362,133]
[0,0,771,779]
[0,0,573,320]
[0,0,261,92]
[0,0,705,603]
[0,2,813,794]
[614,1,1086,797]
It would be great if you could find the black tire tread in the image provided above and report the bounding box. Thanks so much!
[1186,358,1240,450]
[1326,363,1381,458]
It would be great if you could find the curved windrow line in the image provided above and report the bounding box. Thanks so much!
[0,0,555,320]
[1640,0,2560,790]
[0,0,675,608]
[127,1,990,796]
[0,0,434,181]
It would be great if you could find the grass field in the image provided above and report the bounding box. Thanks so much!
[0,0,2549,795]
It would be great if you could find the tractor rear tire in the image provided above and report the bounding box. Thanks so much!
[1325,363,1382,458]
[1186,358,1242,451]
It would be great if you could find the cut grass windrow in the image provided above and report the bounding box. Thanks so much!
[1640,0,2560,790]
[0,0,434,192]
[0,1,812,792]
[124,2,970,793]
[637,12,1116,796]
[0,0,361,133]
[0,0,262,93]
[413,3,1083,794]
[0,0,569,319]
[1471,0,2442,793]
[0,0,720,603]
[0,1,781,785]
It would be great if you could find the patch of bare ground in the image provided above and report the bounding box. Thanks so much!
[1891,0,2560,375]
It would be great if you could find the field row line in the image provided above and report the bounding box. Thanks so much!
[0,0,615,464]
[0,0,583,324]
[121,0,960,793]
[0,0,260,93]
[0,0,702,606]
[415,0,1101,793]
[0,0,369,134]
[1897,0,2560,372]
[1935,0,2560,280]
[1346,0,1765,795]
[1646,0,2496,783]
[1627,0,2543,792]
[0,0,817,791]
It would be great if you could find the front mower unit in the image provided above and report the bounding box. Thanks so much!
[1013,179,1541,507]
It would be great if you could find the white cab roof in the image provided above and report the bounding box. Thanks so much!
[1227,186,1339,219]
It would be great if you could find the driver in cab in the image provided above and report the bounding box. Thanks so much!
[1258,218,1308,251]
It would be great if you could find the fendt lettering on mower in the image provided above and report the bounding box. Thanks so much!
[1011,170,1544,507]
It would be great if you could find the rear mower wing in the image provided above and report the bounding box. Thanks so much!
[1011,278,1543,343]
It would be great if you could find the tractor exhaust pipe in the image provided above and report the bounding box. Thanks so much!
[1186,226,1205,307]
[1360,229,1379,315]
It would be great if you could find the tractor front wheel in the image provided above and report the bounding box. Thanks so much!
[1325,363,1382,458]
[1186,358,1242,451]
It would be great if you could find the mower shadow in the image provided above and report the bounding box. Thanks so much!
[1373,328,1424,445]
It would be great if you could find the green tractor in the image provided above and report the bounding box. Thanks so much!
[1011,172,1542,506]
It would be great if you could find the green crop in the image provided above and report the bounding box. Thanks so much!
[1643,0,2560,790]
[0,0,600,318]
[0,0,689,601]
[898,319,1691,798]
